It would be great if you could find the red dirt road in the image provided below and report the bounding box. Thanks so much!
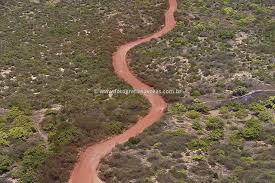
[69,0,177,182]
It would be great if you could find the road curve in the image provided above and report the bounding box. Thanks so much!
[69,0,177,182]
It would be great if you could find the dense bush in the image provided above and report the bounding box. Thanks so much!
[185,110,201,119]
[241,118,263,140]
[266,96,275,109]
[192,120,203,131]
[208,129,224,141]
[205,116,224,130]
[105,122,125,135]
[169,103,187,114]
[0,155,13,174]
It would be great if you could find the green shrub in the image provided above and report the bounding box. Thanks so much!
[192,155,205,161]
[13,115,33,127]
[0,155,13,174]
[7,107,24,122]
[249,103,266,114]
[186,110,201,119]
[9,127,33,139]
[240,156,255,165]
[235,109,249,119]
[189,101,209,113]
[249,3,271,14]
[219,106,230,118]
[241,118,263,140]
[188,139,208,149]
[205,116,224,130]
[166,128,186,136]
[222,7,237,16]
[105,122,125,135]
[155,168,166,176]
[238,15,256,26]
[266,96,275,109]
[127,137,141,146]
[258,111,273,122]
[147,48,163,57]
[194,22,206,31]
[215,149,225,156]
[269,136,275,145]
[50,126,81,147]
[19,143,48,182]
[219,30,235,39]
[0,118,6,129]
[169,103,187,114]
[190,89,201,96]
[192,121,203,131]
[0,131,9,146]
[208,129,224,141]
[229,132,243,147]
[175,169,188,179]
[174,37,189,46]
[232,87,248,96]
[228,102,245,112]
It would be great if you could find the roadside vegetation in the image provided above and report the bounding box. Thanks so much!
[99,0,275,182]
[0,0,167,182]
[129,0,275,102]
[99,97,275,183]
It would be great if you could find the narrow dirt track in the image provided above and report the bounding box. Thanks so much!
[69,0,177,182]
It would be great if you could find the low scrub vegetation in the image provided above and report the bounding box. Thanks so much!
[0,0,168,182]
[100,97,275,183]
[129,0,275,102]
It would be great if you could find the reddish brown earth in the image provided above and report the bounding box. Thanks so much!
[69,0,177,182]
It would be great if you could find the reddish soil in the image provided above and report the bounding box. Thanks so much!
[69,0,177,182]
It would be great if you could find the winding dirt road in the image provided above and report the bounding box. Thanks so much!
[69,0,177,182]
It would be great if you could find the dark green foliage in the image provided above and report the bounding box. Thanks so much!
[18,143,49,183]
[105,122,125,135]
[126,137,141,146]
[189,101,209,113]
[241,118,263,140]
[188,139,209,149]
[0,155,14,174]
[266,96,275,109]
[208,129,224,141]
[232,87,248,96]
